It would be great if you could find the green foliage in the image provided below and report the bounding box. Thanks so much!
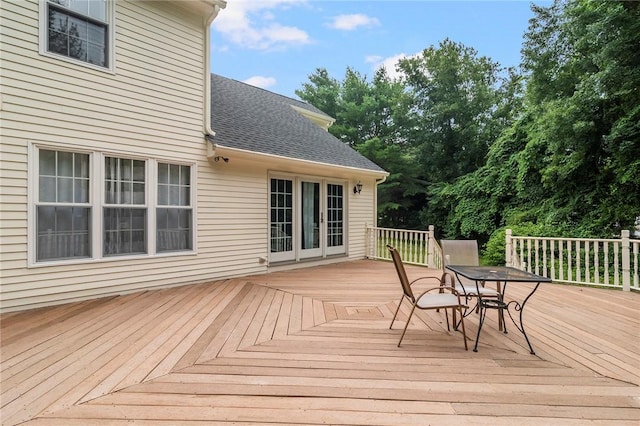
[357,138,427,228]
[484,222,567,266]
[296,0,640,241]
[398,39,509,184]
[297,66,426,228]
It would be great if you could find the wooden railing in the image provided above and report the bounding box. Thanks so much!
[365,224,639,292]
[365,225,442,269]
[506,229,640,292]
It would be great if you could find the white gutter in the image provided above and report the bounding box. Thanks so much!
[374,175,388,227]
[204,2,225,137]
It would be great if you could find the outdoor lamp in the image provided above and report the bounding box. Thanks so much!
[353,181,363,194]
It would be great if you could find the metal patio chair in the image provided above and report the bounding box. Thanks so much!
[440,239,504,329]
[387,245,468,350]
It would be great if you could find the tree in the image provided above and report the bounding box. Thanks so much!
[295,68,341,126]
[517,0,640,235]
[396,39,518,235]
[297,67,423,228]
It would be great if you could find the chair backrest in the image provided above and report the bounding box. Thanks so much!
[387,245,415,302]
[440,240,480,267]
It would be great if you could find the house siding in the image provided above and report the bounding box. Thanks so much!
[0,0,378,313]
[0,0,222,312]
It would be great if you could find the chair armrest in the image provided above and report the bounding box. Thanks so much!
[409,276,443,286]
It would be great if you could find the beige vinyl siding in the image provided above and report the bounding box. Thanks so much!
[1,0,379,312]
[0,0,244,312]
[348,177,378,258]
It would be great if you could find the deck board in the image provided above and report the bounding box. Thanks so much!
[1,259,639,425]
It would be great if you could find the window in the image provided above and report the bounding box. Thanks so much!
[31,146,195,265]
[36,149,91,261]
[44,0,110,68]
[157,163,193,252]
[103,157,147,256]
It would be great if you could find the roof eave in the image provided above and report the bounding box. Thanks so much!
[207,140,388,177]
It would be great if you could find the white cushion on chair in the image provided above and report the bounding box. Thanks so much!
[417,293,460,309]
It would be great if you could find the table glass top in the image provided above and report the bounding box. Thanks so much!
[446,265,552,282]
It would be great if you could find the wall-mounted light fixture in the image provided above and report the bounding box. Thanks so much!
[213,156,229,163]
[353,181,363,194]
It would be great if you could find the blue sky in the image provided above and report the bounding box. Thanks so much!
[210,1,547,99]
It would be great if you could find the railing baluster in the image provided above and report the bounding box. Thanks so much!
[585,241,590,283]
[576,240,581,283]
[634,241,639,290]
[542,239,547,277]
[550,239,555,280]
[614,241,620,287]
[594,242,600,285]
[412,231,416,263]
[559,240,564,281]
[604,242,610,286]
[568,241,573,282]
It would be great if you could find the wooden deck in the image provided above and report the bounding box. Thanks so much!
[1,259,639,425]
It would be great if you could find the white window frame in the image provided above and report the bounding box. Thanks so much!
[28,143,197,267]
[32,146,94,263]
[156,162,195,254]
[325,180,346,256]
[102,155,149,257]
[39,0,116,73]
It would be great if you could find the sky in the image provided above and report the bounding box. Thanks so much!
[210,0,547,99]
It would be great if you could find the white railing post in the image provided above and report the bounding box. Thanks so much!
[505,229,513,267]
[365,223,371,259]
[622,230,630,292]
[427,225,435,268]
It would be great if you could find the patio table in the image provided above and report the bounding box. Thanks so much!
[446,265,552,354]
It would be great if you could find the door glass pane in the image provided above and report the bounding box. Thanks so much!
[270,178,293,253]
[301,182,320,250]
[327,184,344,247]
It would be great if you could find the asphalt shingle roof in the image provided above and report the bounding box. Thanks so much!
[209,74,386,173]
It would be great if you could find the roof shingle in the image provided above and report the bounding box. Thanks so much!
[209,74,386,173]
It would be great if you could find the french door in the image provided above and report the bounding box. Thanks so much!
[269,176,345,262]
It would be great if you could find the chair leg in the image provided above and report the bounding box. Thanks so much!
[398,304,417,347]
[389,297,404,329]
[452,307,457,331]
[495,295,504,332]
[444,308,450,331]
[458,307,468,351]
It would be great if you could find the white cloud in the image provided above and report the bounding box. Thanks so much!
[243,76,277,89]
[327,14,380,31]
[365,55,383,65]
[212,0,311,50]
[367,52,421,80]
